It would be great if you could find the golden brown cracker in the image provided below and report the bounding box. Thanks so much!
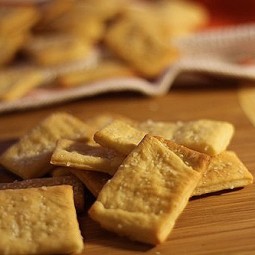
[0,186,83,254]
[0,67,44,101]
[173,119,235,155]
[0,113,93,179]
[23,34,91,66]
[94,120,147,155]
[58,60,135,87]
[0,175,85,213]
[0,6,39,34]
[89,135,208,244]
[105,15,178,78]
[193,151,254,196]
[51,139,125,176]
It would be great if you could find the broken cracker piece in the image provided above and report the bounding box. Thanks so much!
[193,151,253,196]
[0,186,83,254]
[0,112,93,179]
[89,135,209,244]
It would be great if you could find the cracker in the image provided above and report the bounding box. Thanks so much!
[137,119,180,140]
[94,120,147,155]
[173,119,235,155]
[48,3,105,44]
[23,34,91,66]
[0,113,94,179]
[89,135,209,244]
[104,15,178,78]
[51,139,125,176]
[156,0,209,38]
[58,60,135,87]
[0,67,44,101]
[193,151,254,196]
[70,168,111,197]
[0,6,39,34]
[35,0,75,29]
[0,33,27,66]
[86,113,137,131]
[0,176,85,213]
[0,186,83,254]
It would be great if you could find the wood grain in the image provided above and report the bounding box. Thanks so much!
[0,87,254,254]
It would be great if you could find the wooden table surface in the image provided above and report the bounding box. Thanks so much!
[0,86,254,255]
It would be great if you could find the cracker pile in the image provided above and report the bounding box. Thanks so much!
[0,112,253,253]
[0,0,209,101]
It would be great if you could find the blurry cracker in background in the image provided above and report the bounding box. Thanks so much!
[47,4,105,44]
[136,119,181,140]
[0,112,94,179]
[155,0,209,38]
[0,34,27,66]
[35,0,75,30]
[238,87,255,127]
[57,60,136,87]
[0,6,40,34]
[51,139,124,176]
[0,67,44,101]
[193,151,253,196]
[86,113,137,131]
[104,15,178,78]
[22,34,91,66]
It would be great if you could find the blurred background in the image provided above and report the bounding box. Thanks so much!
[0,0,255,106]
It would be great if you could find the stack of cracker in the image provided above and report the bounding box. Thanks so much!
[0,112,253,252]
[0,0,209,102]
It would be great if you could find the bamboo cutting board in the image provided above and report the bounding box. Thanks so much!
[0,86,254,254]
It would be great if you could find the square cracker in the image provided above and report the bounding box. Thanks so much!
[51,139,125,176]
[89,135,209,244]
[0,112,94,179]
[0,185,83,254]
[57,60,135,87]
[23,34,90,66]
[0,67,44,101]
[0,176,85,213]
[104,15,178,78]
[0,6,39,34]
[173,119,234,156]
[193,151,254,196]
[94,120,147,155]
